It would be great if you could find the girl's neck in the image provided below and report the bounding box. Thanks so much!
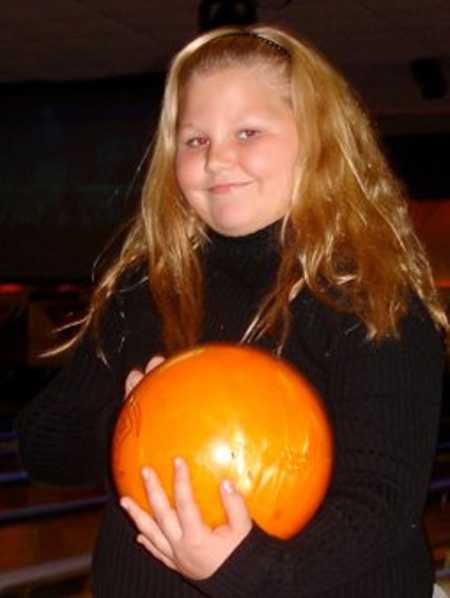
[204,221,281,291]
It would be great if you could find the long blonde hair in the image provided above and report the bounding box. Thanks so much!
[66,24,448,357]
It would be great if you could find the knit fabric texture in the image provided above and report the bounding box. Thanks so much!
[16,224,444,597]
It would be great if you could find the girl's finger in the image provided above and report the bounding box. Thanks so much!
[143,468,182,541]
[220,480,252,533]
[173,457,206,536]
[145,355,165,374]
[125,369,144,397]
[125,355,164,397]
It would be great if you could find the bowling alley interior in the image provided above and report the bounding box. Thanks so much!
[1,2,450,596]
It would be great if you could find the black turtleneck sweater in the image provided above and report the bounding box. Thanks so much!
[16,225,445,597]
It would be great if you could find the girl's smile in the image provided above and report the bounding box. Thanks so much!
[207,180,252,194]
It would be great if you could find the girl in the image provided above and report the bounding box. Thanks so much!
[17,25,448,597]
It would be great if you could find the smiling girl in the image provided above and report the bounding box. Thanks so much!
[17,25,448,597]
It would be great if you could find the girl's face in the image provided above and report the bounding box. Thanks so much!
[175,66,299,236]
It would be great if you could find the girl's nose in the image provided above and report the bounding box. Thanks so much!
[205,140,235,172]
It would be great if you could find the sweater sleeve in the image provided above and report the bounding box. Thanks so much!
[15,293,127,487]
[193,301,444,597]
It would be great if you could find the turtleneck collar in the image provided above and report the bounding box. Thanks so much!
[203,221,281,292]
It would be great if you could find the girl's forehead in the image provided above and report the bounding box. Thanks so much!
[185,61,284,86]
[179,63,291,108]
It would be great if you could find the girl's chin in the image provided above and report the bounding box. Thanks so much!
[205,204,283,236]
[207,211,254,236]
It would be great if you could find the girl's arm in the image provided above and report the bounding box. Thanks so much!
[15,294,126,487]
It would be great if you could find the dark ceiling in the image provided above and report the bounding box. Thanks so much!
[1,0,450,126]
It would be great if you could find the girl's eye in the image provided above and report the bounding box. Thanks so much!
[237,129,258,141]
[185,136,209,148]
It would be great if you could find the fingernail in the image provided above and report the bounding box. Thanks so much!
[174,456,183,469]
[222,479,234,494]
[142,467,151,481]
[120,498,130,510]
[150,355,165,367]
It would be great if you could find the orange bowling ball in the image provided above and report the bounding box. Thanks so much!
[112,343,333,539]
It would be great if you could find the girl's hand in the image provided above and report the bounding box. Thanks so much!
[124,355,165,397]
[121,458,252,580]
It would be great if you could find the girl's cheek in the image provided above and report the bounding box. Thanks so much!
[178,149,199,168]
[176,155,203,189]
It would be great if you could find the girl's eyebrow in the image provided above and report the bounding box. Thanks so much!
[177,122,198,130]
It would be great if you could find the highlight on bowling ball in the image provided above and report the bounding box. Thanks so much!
[112,343,333,540]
